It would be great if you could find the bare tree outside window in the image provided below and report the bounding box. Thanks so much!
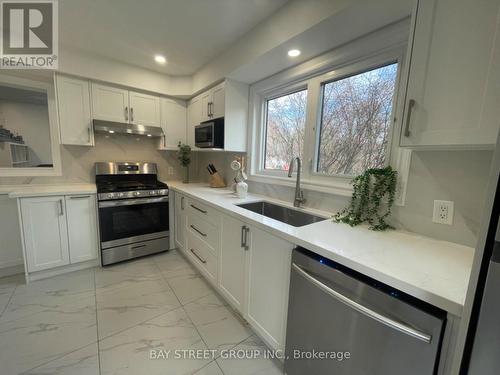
[264,89,307,170]
[317,63,398,176]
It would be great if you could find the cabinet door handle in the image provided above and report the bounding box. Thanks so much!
[404,99,416,137]
[240,225,245,248]
[190,248,207,264]
[87,127,91,143]
[125,106,129,121]
[181,196,185,210]
[58,199,64,216]
[190,204,207,214]
[190,224,207,237]
[130,107,134,122]
[241,225,249,250]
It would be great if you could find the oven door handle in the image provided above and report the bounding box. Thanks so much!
[99,196,169,208]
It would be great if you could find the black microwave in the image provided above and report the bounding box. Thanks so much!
[195,118,224,148]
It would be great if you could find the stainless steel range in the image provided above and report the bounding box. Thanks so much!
[95,162,170,265]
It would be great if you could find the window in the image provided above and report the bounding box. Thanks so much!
[264,89,307,170]
[316,63,398,176]
[250,48,404,194]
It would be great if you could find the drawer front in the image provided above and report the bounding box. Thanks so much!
[186,232,217,283]
[187,197,220,223]
[187,213,219,254]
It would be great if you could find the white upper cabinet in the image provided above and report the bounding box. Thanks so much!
[187,95,202,148]
[56,75,93,146]
[20,196,70,272]
[401,0,500,148]
[65,195,98,264]
[91,83,129,123]
[200,91,212,122]
[211,83,225,119]
[159,98,187,150]
[219,214,248,313]
[129,91,161,127]
[186,79,248,151]
[200,82,226,122]
[91,83,161,127]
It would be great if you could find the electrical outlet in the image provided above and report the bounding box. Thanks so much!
[168,167,174,175]
[433,200,454,225]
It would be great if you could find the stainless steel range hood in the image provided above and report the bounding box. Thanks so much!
[93,120,164,137]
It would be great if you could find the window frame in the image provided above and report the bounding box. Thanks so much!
[310,59,400,181]
[249,46,408,197]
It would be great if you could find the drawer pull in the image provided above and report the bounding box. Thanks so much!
[190,204,207,214]
[69,195,91,199]
[190,248,207,264]
[190,225,207,237]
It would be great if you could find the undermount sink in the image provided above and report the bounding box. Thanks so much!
[236,201,327,227]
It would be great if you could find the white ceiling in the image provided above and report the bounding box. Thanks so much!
[59,0,289,76]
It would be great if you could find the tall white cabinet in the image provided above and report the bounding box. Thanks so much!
[401,0,500,148]
[19,194,99,278]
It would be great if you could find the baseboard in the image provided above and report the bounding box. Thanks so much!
[0,264,24,278]
[27,259,100,282]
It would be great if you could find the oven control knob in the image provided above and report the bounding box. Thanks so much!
[117,192,124,198]
[134,191,141,196]
[150,191,157,196]
[107,193,114,199]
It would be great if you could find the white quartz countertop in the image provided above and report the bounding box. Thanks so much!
[169,182,475,316]
[0,183,96,198]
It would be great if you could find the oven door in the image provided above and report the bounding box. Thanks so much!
[98,196,169,249]
[195,122,214,147]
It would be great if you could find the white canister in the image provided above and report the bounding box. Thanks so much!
[235,181,248,198]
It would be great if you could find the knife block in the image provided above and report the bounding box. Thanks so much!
[209,172,226,188]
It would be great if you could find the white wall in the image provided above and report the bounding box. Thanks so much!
[196,150,493,248]
[58,47,192,98]
[0,101,52,167]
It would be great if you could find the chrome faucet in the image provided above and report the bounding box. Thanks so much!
[288,157,305,207]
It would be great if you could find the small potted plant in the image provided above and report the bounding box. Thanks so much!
[177,142,191,183]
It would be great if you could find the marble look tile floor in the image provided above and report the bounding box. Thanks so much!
[0,250,284,375]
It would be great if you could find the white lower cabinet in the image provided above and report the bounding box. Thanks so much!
[20,194,98,274]
[245,224,293,351]
[173,194,293,351]
[65,195,98,263]
[174,192,187,250]
[219,213,292,351]
[219,215,248,313]
[20,196,70,272]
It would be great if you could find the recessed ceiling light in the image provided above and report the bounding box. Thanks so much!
[147,134,152,137]
[154,55,166,64]
[108,130,114,134]
[288,49,301,57]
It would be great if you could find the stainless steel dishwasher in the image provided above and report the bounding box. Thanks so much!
[285,247,447,375]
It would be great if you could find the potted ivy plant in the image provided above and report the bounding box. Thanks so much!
[334,166,397,231]
[177,142,191,183]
